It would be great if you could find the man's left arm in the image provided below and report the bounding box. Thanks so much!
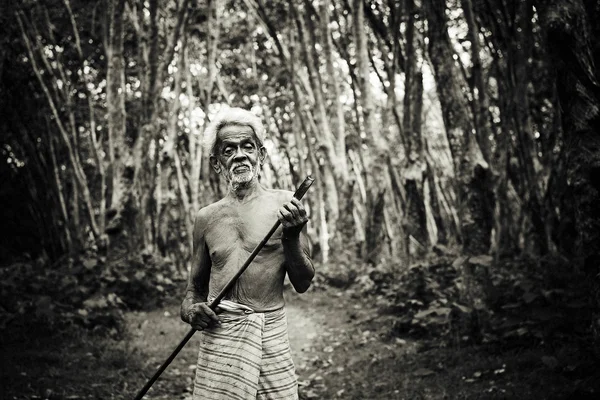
[278,197,315,293]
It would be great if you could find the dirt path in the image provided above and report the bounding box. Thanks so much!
[126,286,411,399]
[2,284,410,400]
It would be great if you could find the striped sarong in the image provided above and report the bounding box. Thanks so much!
[193,299,298,400]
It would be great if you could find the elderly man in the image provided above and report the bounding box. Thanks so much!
[181,107,315,400]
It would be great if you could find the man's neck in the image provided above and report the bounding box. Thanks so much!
[228,178,262,201]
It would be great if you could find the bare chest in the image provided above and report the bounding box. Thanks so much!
[205,202,282,264]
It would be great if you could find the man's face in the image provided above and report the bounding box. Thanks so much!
[212,124,265,186]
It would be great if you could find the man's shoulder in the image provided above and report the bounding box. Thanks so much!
[196,198,228,221]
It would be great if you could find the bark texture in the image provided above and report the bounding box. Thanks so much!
[538,0,600,353]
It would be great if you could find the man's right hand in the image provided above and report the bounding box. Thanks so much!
[184,302,221,331]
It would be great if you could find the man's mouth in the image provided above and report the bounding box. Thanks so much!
[232,165,250,173]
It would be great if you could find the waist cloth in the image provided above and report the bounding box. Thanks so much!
[193,299,298,400]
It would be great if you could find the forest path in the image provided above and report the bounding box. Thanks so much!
[127,286,412,399]
[3,284,584,399]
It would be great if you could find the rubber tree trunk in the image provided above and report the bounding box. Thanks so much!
[352,0,389,264]
[402,0,429,259]
[106,0,127,212]
[424,0,494,256]
[104,0,139,256]
[320,0,349,182]
[292,2,341,251]
[511,0,549,254]
[16,12,100,243]
[106,0,190,254]
[462,0,493,162]
[537,0,600,355]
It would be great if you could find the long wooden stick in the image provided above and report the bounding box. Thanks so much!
[133,176,315,400]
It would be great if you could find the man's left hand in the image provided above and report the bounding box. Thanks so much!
[278,198,308,238]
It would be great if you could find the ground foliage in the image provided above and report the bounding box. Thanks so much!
[321,252,594,351]
[0,250,182,340]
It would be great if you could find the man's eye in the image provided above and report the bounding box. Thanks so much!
[244,144,254,150]
[223,147,233,155]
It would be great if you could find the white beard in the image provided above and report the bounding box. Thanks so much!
[227,163,259,189]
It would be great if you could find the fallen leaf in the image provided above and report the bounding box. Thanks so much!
[414,307,451,319]
[517,327,529,336]
[414,368,435,377]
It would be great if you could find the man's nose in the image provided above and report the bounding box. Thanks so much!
[233,146,247,160]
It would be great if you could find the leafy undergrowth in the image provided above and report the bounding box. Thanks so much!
[0,299,196,400]
[320,253,596,349]
[0,250,182,339]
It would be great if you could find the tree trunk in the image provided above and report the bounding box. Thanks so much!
[425,159,448,245]
[199,0,222,201]
[289,19,337,262]
[538,0,600,353]
[424,0,494,256]
[352,0,388,264]
[293,3,341,235]
[106,0,127,212]
[511,0,549,254]
[186,46,202,216]
[402,0,429,259]
[489,58,521,256]
[49,136,72,252]
[16,11,100,242]
[462,0,493,162]
[104,0,137,255]
[293,107,329,262]
[106,0,190,253]
[294,4,341,181]
[319,0,349,181]
[158,37,192,254]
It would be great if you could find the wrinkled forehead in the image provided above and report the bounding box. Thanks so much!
[216,123,261,145]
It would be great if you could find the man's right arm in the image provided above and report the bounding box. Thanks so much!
[180,208,220,329]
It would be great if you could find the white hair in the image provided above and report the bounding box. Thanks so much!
[204,107,265,155]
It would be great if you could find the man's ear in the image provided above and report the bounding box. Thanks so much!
[259,146,267,165]
[210,155,222,174]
